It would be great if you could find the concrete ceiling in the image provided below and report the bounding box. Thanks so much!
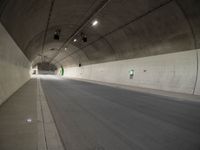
[0,0,200,68]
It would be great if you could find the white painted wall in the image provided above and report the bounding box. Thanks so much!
[194,50,200,95]
[0,23,30,105]
[64,50,200,95]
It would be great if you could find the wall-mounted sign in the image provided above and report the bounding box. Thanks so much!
[129,69,134,79]
[60,66,64,76]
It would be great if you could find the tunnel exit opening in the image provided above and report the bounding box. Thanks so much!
[32,62,58,75]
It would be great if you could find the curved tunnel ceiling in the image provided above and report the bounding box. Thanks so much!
[0,0,200,67]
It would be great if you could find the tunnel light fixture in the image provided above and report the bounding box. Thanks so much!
[26,118,32,123]
[64,47,67,51]
[92,20,98,27]
[73,39,77,42]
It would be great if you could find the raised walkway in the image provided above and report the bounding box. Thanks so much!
[0,78,64,150]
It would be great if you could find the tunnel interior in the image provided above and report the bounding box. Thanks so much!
[0,0,200,150]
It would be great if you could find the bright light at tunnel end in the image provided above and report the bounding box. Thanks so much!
[34,74,63,80]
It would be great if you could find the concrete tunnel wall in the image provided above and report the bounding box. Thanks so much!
[64,49,200,95]
[0,23,30,105]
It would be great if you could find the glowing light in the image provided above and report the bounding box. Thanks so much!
[73,39,77,42]
[92,20,98,26]
[36,75,62,80]
[64,47,67,51]
[26,118,32,123]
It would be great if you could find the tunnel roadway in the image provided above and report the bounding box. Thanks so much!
[40,77,200,150]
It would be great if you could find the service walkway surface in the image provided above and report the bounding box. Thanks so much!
[41,76,200,150]
[0,78,64,150]
[0,79,37,150]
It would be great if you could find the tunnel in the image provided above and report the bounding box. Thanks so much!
[0,0,200,149]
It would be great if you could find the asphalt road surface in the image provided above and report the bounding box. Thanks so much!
[41,77,200,150]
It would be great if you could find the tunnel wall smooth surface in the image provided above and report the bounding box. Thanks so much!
[64,49,200,95]
[194,50,200,95]
[0,23,30,105]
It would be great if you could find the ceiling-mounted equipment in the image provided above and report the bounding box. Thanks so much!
[73,39,77,42]
[50,48,57,51]
[54,28,61,40]
[81,32,87,42]
[48,0,111,64]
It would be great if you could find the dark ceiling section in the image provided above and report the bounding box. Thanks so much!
[0,0,200,67]
[37,62,57,71]
[0,0,50,52]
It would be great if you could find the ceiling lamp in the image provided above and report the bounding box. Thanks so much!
[26,118,32,123]
[92,20,98,26]
[73,39,77,42]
